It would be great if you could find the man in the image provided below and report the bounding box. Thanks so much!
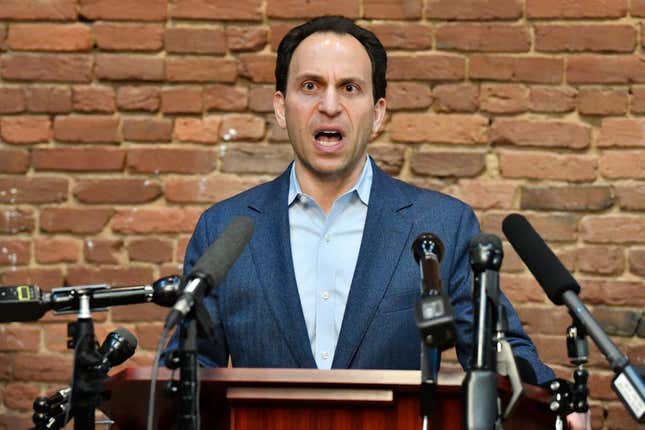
[177,15,588,427]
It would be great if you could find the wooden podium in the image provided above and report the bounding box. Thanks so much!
[100,367,556,430]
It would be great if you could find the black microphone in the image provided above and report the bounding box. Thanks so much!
[165,216,255,330]
[412,233,455,351]
[0,275,182,323]
[503,213,644,423]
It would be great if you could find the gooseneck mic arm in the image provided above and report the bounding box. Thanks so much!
[503,213,644,424]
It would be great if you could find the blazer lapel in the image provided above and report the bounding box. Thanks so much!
[247,167,317,368]
[332,162,414,368]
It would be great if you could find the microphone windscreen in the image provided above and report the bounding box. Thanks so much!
[100,327,138,368]
[468,233,503,271]
[502,214,580,305]
[412,233,445,264]
[191,216,255,290]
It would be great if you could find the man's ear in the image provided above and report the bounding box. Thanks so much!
[371,97,387,137]
[273,91,287,129]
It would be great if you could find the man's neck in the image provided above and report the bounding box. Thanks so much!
[294,158,368,214]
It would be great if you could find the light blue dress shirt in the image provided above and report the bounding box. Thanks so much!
[288,157,373,369]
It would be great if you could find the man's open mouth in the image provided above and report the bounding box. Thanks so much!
[314,130,344,146]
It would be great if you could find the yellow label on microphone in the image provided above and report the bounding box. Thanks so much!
[17,285,33,301]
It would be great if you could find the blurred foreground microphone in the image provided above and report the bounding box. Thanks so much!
[32,328,138,429]
[164,216,255,330]
[503,213,644,423]
[412,233,455,351]
[0,275,181,323]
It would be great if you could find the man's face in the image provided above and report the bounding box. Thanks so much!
[274,32,386,183]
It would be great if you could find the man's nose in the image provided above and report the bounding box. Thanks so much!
[318,88,341,116]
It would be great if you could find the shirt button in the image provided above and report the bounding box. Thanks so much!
[321,352,329,360]
[324,233,330,242]
[321,291,329,300]
[300,195,308,204]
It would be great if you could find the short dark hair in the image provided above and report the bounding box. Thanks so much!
[275,16,387,103]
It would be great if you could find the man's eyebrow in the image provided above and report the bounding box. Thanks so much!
[293,73,367,85]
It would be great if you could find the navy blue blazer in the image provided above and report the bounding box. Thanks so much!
[176,160,555,384]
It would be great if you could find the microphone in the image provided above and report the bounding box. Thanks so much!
[503,213,644,423]
[0,275,181,323]
[411,233,455,351]
[164,216,255,330]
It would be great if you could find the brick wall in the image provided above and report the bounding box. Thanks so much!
[0,0,643,428]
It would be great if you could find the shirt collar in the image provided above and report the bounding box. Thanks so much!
[288,155,373,206]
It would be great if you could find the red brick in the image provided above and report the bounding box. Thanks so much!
[128,238,173,263]
[3,383,40,410]
[490,119,591,149]
[267,0,359,18]
[246,85,271,112]
[0,24,5,51]
[0,87,25,113]
[386,82,432,110]
[447,180,516,210]
[480,84,529,114]
[577,88,628,115]
[567,55,645,84]
[1,267,62,289]
[499,274,547,302]
[633,86,645,113]
[581,215,645,243]
[72,86,115,113]
[406,178,447,192]
[500,151,597,182]
[165,175,260,203]
[111,208,202,234]
[526,0,628,18]
[600,151,645,178]
[84,239,123,265]
[579,278,645,307]
[598,118,645,147]
[166,57,237,83]
[169,0,262,20]
[94,23,163,51]
[160,86,203,114]
[1,54,92,82]
[471,55,563,84]
[32,147,125,172]
[221,143,293,174]
[606,401,644,429]
[529,86,577,112]
[363,0,421,19]
[436,24,529,52]
[388,54,465,81]
[426,0,522,20]
[574,246,625,276]
[26,86,71,113]
[116,86,160,112]
[635,0,645,16]
[0,0,76,20]
[0,325,39,351]
[365,25,431,52]
[79,0,166,21]
[432,83,479,112]
[176,236,190,262]
[535,24,636,53]
[482,212,579,242]
[369,146,405,175]
[134,323,164,350]
[0,177,67,204]
[67,266,154,289]
[174,117,221,143]
[0,240,30,266]
[0,149,29,173]
[127,148,217,174]
[111,302,167,323]
[410,151,486,177]
[267,116,289,142]
[54,115,120,143]
[123,118,172,142]
[0,208,34,234]
[8,24,92,51]
[40,208,112,234]
[390,113,487,144]
[225,26,267,52]
[520,186,614,211]
[74,178,162,204]
[0,116,50,144]
[220,114,265,141]
[165,27,226,54]
[615,184,645,210]
[96,54,164,81]
[516,306,570,336]
[35,237,80,264]
[238,54,276,83]
[268,22,300,51]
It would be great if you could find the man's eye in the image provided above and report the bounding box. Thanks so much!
[303,82,316,91]
[344,84,358,93]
